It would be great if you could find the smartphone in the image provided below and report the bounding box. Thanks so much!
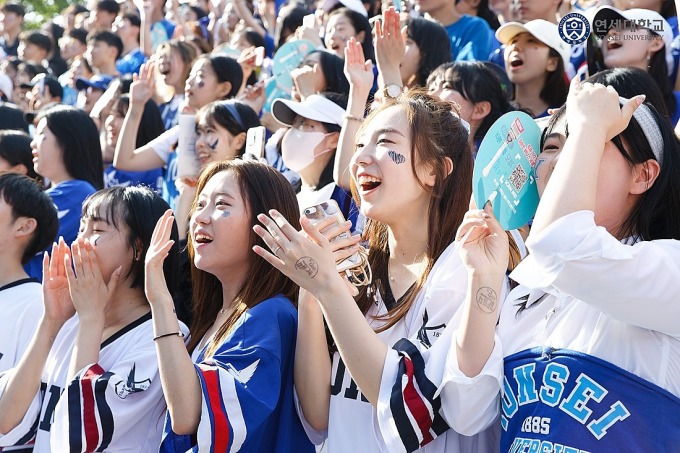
[302,13,316,28]
[304,200,361,273]
[244,126,266,161]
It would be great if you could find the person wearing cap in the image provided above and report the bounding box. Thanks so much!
[589,6,680,125]
[450,80,680,450]
[271,92,360,230]
[496,19,570,117]
[0,2,25,57]
[75,73,113,114]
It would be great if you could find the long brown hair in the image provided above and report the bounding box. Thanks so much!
[186,160,301,356]
[350,89,473,332]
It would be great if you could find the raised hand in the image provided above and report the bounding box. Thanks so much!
[344,38,374,95]
[42,238,76,325]
[65,238,121,322]
[374,7,405,75]
[291,64,321,100]
[130,61,156,107]
[145,209,176,307]
[252,210,345,297]
[456,203,509,277]
[566,80,645,143]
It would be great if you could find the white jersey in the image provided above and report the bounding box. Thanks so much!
[444,210,680,451]
[0,279,43,374]
[0,312,188,452]
[300,241,503,453]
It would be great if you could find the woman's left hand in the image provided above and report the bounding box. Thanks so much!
[566,80,644,142]
[66,238,122,322]
[252,210,345,296]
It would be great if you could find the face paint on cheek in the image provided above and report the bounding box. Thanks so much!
[197,79,205,88]
[534,158,546,180]
[388,150,406,165]
[92,234,100,246]
[221,211,230,218]
[208,138,219,151]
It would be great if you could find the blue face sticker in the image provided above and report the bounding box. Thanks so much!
[221,211,230,218]
[92,234,100,246]
[534,158,546,180]
[208,138,219,151]
[388,150,405,165]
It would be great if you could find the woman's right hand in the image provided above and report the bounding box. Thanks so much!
[344,38,374,96]
[42,238,75,325]
[309,215,361,264]
[130,61,156,108]
[145,210,176,307]
[456,203,509,276]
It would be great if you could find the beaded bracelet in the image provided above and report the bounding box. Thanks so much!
[153,331,186,341]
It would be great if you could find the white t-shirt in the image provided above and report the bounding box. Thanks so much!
[0,279,43,374]
[299,241,503,453]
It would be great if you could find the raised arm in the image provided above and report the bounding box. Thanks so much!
[231,0,267,38]
[374,8,405,93]
[531,81,644,237]
[455,203,507,377]
[145,211,202,435]
[113,62,167,172]
[0,241,74,434]
[254,212,387,404]
[335,38,374,190]
[294,217,361,431]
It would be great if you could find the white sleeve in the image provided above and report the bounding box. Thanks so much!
[0,371,42,447]
[49,344,165,452]
[514,210,680,336]
[148,126,180,164]
[293,387,327,445]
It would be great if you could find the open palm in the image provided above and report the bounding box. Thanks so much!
[42,239,75,324]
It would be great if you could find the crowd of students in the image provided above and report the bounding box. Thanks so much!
[0,0,679,451]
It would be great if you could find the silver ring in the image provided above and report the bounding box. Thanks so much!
[273,246,281,256]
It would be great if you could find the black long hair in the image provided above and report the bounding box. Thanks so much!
[406,18,452,87]
[36,105,104,189]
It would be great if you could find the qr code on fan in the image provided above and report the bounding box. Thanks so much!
[509,165,528,191]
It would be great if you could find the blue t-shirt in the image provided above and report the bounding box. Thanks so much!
[150,19,176,52]
[445,15,493,62]
[160,296,315,453]
[104,165,163,193]
[24,180,97,280]
[116,48,147,76]
[163,151,180,211]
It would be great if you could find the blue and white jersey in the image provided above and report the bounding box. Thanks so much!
[104,165,163,193]
[160,295,314,453]
[502,348,680,452]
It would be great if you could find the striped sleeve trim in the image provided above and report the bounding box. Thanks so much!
[67,364,115,452]
[195,363,247,453]
[389,339,450,452]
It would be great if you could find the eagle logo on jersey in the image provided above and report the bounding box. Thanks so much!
[115,364,151,399]
[417,309,446,348]
[225,359,260,385]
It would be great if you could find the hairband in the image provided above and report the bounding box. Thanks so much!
[619,97,663,166]
[222,101,244,129]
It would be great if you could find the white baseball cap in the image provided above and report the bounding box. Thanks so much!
[496,19,572,69]
[272,94,345,127]
[592,6,674,76]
